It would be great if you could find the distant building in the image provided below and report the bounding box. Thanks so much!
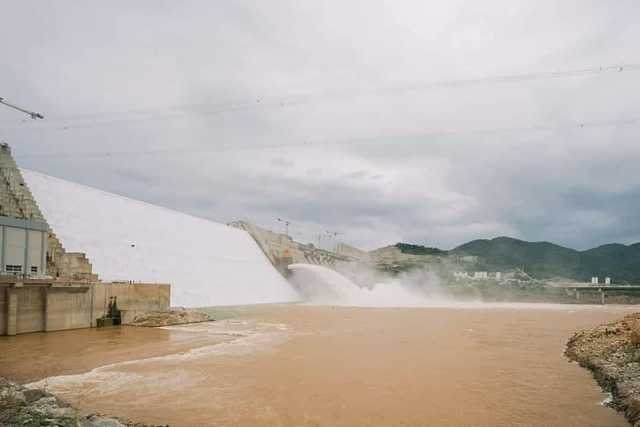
[454,271,504,281]
[453,272,470,280]
[591,277,599,285]
[473,271,489,280]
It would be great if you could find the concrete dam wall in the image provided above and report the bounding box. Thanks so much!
[228,220,359,274]
[1,281,169,335]
[22,170,299,307]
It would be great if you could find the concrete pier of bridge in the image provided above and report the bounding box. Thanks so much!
[565,285,640,305]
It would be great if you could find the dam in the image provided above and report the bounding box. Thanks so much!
[22,170,298,307]
[0,144,171,335]
[1,143,297,335]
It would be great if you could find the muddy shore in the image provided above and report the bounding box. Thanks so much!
[566,312,640,426]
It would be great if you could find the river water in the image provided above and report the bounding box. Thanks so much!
[0,303,635,426]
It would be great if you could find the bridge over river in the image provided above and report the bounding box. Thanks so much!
[561,285,640,304]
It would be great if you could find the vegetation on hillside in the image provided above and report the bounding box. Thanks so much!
[391,237,640,283]
[395,243,446,256]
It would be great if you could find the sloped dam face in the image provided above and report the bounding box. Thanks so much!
[1,303,635,426]
[22,169,298,307]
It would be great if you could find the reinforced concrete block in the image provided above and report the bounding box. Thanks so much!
[6,289,17,336]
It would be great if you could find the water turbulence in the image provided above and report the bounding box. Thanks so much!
[287,263,450,307]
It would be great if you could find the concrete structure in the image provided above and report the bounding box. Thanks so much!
[565,284,640,305]
[591,277,599,284]
[228,220,357,275]
[0,144,46,222]
[0,216,48,277]
[0,278,169,335]
[0,144,49,277]
[0,143,173,335]
[23,172,297,307]
[47,231,96,281]
[0,143,95,280]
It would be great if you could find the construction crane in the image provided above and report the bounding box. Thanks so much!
[277,218,291,236]
[0,97,44,119]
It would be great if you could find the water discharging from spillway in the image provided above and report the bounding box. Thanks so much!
[287,263,451,307]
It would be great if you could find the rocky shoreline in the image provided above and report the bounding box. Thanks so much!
[0,377,168,427]
[565,313,640,426]
[129,308,211,327]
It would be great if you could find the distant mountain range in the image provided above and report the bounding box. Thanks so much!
[395,237,640,284]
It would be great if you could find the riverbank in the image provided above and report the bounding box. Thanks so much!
[0,377,166,426]
[565,312,640,426]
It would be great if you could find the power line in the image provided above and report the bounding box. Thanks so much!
[13,117,639,160]
[1,62,638,129]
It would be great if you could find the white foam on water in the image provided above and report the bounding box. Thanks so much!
[288,263,444,307]
[33,371,145,396]
[287,264,640,312]
[26,320,288,395]
[601,393,614,407]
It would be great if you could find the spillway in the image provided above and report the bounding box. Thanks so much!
[287,263,443,307]
[22,170,299,307]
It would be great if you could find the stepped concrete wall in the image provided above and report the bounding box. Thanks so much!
[47,231,97,281]
[0,144,45,221]
[0,144,95,280]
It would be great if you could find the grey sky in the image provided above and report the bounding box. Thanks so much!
[2,1,639,250]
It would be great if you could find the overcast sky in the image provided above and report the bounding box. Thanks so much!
[2,1,639,250]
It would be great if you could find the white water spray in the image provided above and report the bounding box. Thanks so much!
[287,263,451,307]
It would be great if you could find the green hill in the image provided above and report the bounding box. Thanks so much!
[448,237,640,283]
[395,242,446,256]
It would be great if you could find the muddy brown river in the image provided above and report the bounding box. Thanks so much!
[0,304,635,426]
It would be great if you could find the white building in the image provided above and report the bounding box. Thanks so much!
[473,271,489,280]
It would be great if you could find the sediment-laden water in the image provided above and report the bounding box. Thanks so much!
[0,304,635,426]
